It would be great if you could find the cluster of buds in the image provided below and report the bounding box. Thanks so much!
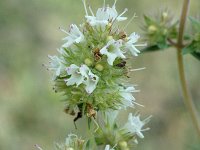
[46,0,150,149]
[143,11,178,49]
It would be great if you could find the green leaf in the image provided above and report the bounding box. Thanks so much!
[182,44,195,55]
[191,51,200,61]
[189,17,200,30]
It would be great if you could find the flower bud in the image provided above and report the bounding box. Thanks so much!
[84,58,93,67]
[119,141,128,149]
[95,64,104,71]
[163,29,168,35]
[148,25,157,34]
[107,23,112,28]
[107,36,113,42]
[162,12,168,21]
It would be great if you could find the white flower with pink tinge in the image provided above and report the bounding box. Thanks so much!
[48,55,65,79]
[100,39,125,66]
[125,32,147,56]
[61,24,84,48]
[82,0,127,29]
[65,64,99,94]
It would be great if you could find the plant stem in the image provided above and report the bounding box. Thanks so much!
[177,0,200,136]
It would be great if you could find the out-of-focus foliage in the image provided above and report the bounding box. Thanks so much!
[182,17,200,60]
[142,12,178,50]
[0,0,200,150]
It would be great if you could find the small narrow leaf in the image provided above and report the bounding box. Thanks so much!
[189,17,200,30]
[182,45,195,55]
[191,51,200,61]
[141,45,169,53]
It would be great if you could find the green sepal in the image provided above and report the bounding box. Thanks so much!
[143,15,155,26]
[87,117,92,129]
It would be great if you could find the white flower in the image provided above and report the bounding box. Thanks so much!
[61,24,84,48]
[103,110,119,126]
[125,32,145,56]
[48,55,65,78]
[105,145,115,150]
[123,113,151,139]
[65,64,86,87]
[84,69,99,94]
[65,134,78,146]
[65,64,99,94]
[100,39,125,65]
[83,0,127,29]
[119,86,136,108]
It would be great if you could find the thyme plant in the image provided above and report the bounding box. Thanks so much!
[43,0,151,149]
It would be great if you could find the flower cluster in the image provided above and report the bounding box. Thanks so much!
[143,11,178,49]
[46,0,150,149]
[94,111,151,149]
[48,0,146,116]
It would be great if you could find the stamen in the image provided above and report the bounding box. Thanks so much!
[134,43,148,47]
[35,144,43,150]
[133,101,144,107]
[113,0,117,8]
[141,128,150,131]
[118,8,128,18]
[130,67,146,72]
[59,27,76,38]
[123,13,137,30]
[103,0,106,8]
[89,5,94,16]
[82,0,88,16]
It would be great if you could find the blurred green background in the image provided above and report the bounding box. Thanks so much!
[0,0,200,149]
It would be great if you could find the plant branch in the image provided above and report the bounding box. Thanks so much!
[177,0,200,137]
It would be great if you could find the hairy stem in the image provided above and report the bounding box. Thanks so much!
[177,0,200,136]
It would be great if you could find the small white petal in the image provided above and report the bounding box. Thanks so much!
[100,39,125,66]
[123,113,151,139]
[84,70,99,94]
[48,55,65,78]
[125,32,143,56]
[62,24,84,48]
